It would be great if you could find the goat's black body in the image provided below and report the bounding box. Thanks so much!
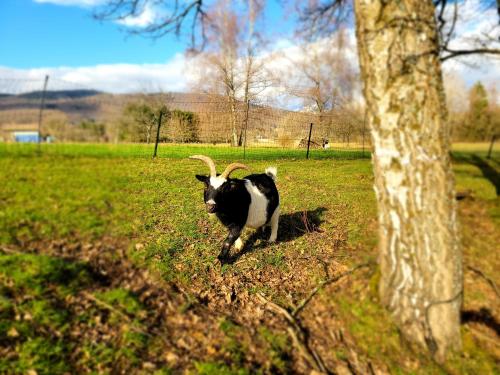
[213,178,251,228]
[216,174,278,227]
[244,173,279,223]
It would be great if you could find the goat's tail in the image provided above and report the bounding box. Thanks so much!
[265,167,277,181]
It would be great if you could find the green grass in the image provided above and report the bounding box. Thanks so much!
[0,143,498,373]
[332,291,498,375]
[0,145,379,280]
[0,253,169,373]
[0,142,370,160]
[0,254,88,373]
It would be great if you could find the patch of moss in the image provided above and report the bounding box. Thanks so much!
[258,327,291,373]
[95,288,143,316]
[446,327,498,374]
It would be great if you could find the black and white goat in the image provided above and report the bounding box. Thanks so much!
[190,155,280,263]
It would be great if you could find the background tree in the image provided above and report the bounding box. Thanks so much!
[466,81,492,140]
[486,83,500,141]
[191,0,268,146]
[276,28,362,143]
[42,112,69,142]
[122,102,157,143]
[164,109,200,143]
[443,70,468,140]
[119,100,169,143]
[78,119,107,142]
[281,30,358,114]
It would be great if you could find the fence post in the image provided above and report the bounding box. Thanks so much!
[487,134,496,159]
[153,110,164,158]
[306,122,313,159]
[37,75,49,150]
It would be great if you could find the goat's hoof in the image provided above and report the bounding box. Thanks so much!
[234,238,243,251]
[218,254,229,265]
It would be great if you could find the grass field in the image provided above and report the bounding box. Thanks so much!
[0,143,498,374]
[0,142,370,160]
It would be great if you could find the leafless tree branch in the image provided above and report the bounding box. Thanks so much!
[295,0,351,40]
[94,0,209,51]
[441,47,500,61]
[436,0,500,61]
[299,0,500,63]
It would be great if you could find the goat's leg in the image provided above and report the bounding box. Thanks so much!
[234,236,244,251]
[269,206,280,243]
[218,226,242,263]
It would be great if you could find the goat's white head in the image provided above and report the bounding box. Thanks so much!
[190,155,249,214]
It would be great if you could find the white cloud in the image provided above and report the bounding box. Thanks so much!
[1,21,498,107]
[116,3,157,28]
[33,0,105,7]
[0,53,194,94]
[33,0,158,28]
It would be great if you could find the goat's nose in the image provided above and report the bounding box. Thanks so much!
[206,202,216,213]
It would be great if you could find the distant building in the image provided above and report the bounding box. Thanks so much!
[0,123,40,142]
[14,131,40,143]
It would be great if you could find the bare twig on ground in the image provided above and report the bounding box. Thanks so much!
[82,291,152,337]
[0,246,23,255]
[257,262,374,373]
[257,293,329,373]
[467,265,500,299]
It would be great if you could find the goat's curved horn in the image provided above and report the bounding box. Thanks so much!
[189,155,216,177]
[220,163,249,179]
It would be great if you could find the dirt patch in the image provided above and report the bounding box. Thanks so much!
[3,195,499,374]
[2,230,384,374]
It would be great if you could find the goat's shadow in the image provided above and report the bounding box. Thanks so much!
[226,207,327,264]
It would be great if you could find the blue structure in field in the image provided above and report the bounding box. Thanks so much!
[13,131,40,143]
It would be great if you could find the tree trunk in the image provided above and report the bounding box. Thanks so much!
[146,125,151,144]
[354,0,462,360]
[229,95,238,146]
[239,99,250,147]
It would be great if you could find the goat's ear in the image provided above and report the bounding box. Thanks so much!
[195,174,208,184]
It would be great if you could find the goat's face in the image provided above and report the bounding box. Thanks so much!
[195,175,226,213]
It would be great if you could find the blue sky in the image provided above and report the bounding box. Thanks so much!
[0,0,498,96]
[0,0,292,68]
[0,0,300,94]
[1,0,187,68]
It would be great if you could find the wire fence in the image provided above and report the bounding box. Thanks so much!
[0,76,371,160]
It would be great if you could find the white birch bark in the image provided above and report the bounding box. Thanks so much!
[354,0,462,360]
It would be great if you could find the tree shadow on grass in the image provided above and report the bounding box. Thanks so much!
[461,308,500,335]
[226,207,328,264]
[469,155,500,197]
[452,153,500,197]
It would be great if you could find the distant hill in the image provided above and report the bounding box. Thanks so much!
[0,90,248,125]
[18,89,102,100]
